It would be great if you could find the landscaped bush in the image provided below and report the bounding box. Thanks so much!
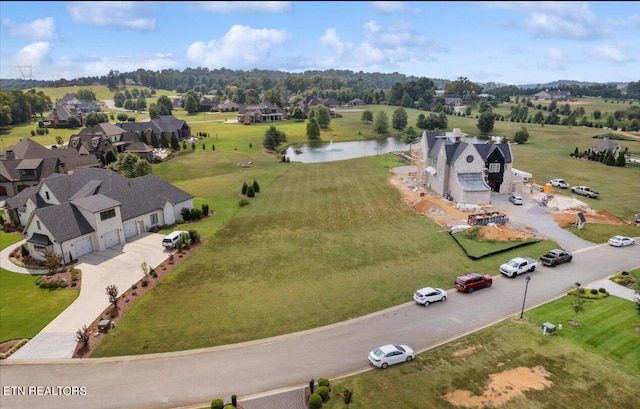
[210,398,224,409]
[317,385,330,402]
[202,203,209,216]
[590,288,598,295]
[35,277,69,289]
[318,378,330,388]
[238,198,249,207]
[181,207,192,222]
[308,393,322,409]
[598,288,607,293]
[189,229,201,244]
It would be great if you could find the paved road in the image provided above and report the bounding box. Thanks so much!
[2,241,639,409]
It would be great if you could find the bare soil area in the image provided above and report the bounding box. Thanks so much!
[443,365,553,408]
[389,172,630,239]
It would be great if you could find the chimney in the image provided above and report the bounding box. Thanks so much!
[5,150,15,160]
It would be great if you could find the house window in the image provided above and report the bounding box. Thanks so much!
[34,245,47,256]
[21,169,36,176]
[36,220,41,230]
[488,163,501,173]
[93,140,98,147]
[150,213,158,225]
[100,209,116,221]
[72,140,78,147]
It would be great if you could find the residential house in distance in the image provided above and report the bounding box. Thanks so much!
[444,97,463,106]
[532,90,573,101]
[69,122,153,162]
[218,99,240,112]
[0,138,99,198]
[348,98,363,106]
[43,93,101,128]
[3,167,193,262]
[289,96,339,118]
[117,114,191,141]
[237,101,289,124]
[416,129,514,205]
[589,136,624,158]
[477,93,495,101]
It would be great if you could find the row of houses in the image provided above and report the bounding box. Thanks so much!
[0,115,191,198]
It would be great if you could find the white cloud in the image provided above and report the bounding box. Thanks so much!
[67,2,156,31]
[186,25,291,68]
[370,1,407,13]
[190,1,292,13]
[2,17,58,40]
[484,1,602,40]
[589,44,632,63]
[12,42,52,67]
[544,47,568,70]
[319,29,347,55]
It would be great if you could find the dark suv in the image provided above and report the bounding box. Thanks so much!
[454,273,492,293]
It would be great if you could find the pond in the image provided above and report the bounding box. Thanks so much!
[282,137,412,163]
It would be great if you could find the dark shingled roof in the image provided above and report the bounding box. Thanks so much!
[35,202,95,242]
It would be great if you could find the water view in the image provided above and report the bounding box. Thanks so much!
[282,137,412,163]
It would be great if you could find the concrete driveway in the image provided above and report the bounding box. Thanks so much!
[8,233,170,360]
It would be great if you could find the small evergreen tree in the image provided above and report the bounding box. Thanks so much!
[252,180,260,193]
[246,185,255,197]
[242,182,248,195]
[615,152,626,167]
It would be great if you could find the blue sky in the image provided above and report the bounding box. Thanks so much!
[1,1,638,85]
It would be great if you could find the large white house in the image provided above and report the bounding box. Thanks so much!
[416,129,514,205]
[4,168,193,263]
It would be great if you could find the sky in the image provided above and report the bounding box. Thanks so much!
[0,1,638,86]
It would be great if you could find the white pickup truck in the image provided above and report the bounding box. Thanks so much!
[499,257,537,278]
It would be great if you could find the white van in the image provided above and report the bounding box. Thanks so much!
[162,231,187,249]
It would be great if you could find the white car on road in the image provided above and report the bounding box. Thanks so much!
[368,344,415,369]
[413,287,447,306]
[608,236,635,247]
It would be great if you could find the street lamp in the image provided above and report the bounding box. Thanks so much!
[520,275,532,319]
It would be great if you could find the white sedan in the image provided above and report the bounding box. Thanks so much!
[608,236,636,247]
[368,344,415,369]
[413,287,447,306]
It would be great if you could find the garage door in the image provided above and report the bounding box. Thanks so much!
[123,222,137,239]
[103,230,121,249]
[74,237,93,257]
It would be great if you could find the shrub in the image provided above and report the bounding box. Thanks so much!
[342,388,353,405]
[238,198,250,207]
[231,394,237,407]
[621,271,629,275]
[21,244,29,257]
[318,378,330,388]
[242,181,248,195]
[190,208,203,220]
[202,203,209,216]
[317,386,330,402]
[252,179,260,193]
[309,379,314,393]
[578,288,585,294]
[181,207,192,222]
[308,393,322,409]
[141,280,148,287]
[211,398,224,409]
[598,288,607,294]
[189,229,201,244]
[590,288,598,295]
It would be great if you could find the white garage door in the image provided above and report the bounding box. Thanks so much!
[123,222,137,239]
[103,230,121,249]
[74,237,93,257]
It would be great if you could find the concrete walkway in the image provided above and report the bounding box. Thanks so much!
[5,233,169,359]
[587,277,637,301]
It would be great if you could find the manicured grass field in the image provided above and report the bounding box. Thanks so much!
[91,155,556,356]
[0,232,79,343]
[320,295,640,409]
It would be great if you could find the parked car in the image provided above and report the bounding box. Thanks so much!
[549,179,569,189]
[368,344,415,369]
[608,236,635,247]
[500,257,537,278]
[539,249,572,267]
[508,194,523,205]
[571,185,599,198]
[454,273,492,293]
[162,231,188,249]
[413,287,447,306]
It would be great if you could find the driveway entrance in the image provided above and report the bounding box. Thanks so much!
[8,232,169,360]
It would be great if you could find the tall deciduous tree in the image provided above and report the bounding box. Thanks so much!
[306,117,321,140]
[513,126,529,144]
[311,104,331,128]
[392,107,408,131]
[263,125,286,150]
[476,111,495,133]
[373,111,389,135]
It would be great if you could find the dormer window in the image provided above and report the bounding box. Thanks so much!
[45,191,50,200]
[36,220,41,230]
[93,140,98,147]
[72,140,78,148]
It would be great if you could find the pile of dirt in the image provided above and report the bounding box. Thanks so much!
[476,225,535,241]
[552,208,630,228]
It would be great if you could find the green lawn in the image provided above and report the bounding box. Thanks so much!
[320,295,640,409]
[452,228,542,259]
[0,232,79,343]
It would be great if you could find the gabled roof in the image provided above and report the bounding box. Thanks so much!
[474,143,512,163]
[34,202,95,242]
[591,137,621,152]
[117,115,188,134]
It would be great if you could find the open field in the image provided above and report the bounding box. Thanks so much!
[1,85,638,355]
[320,294,640,409]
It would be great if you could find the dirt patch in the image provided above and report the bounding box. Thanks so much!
[551,208,629,229]
[476,225,535,241]
[452,345,482,357]
[443,366,553,408]
[73,239,206,358]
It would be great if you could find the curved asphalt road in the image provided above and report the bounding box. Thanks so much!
[1,189,639,409]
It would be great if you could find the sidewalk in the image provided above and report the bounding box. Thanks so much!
[586,277,637,301]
